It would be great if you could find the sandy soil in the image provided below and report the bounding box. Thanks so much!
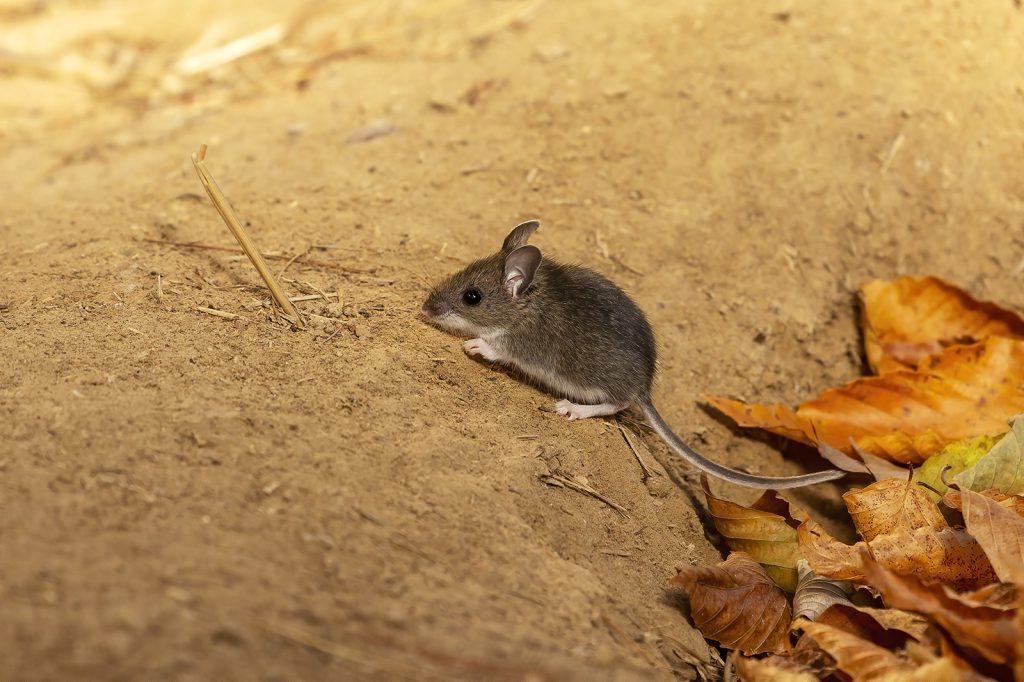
[3,0,1024,679]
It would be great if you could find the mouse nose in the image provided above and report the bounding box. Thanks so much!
[420,301,439,318]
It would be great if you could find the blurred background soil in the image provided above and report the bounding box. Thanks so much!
[2,0,1024,679]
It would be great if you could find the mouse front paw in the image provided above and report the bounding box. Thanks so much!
[463,338,501,363]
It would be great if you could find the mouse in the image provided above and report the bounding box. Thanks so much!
[420,219,845,489]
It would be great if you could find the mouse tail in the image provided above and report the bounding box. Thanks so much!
[637,398,845,490]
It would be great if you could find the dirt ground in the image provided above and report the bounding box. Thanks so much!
[3,0,1024,679]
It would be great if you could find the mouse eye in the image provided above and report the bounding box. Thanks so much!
[462,288,482,306]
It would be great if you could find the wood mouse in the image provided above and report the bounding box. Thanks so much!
[421,219,844,489]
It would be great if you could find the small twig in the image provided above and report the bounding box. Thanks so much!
[190,145,304,327]
[197,306,240,320]
[619,424,658,481]
[289,293,339,303]
[879,132,905,173]
[539,473,628,516]
[277,247,310,279]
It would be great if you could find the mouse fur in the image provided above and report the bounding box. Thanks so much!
[422,219,844,489]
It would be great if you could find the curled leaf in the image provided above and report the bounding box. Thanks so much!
[853,444,911,482]
[860,554,1017,665]
[944,489,1024,518]
[860,276,1024,373]
[913,435,999,500]
[672,552,791,655]
[874,656,995,682]
[816,603,931,650]
[843,476,947,541]
[797,517,866,582]
[707,337,1024,464]
[734,655,817,681]
[793,617,916,679]
[792,559,854,621]
[954,415,1024,495]
[954,485,1024,585]
[700,475,799,591]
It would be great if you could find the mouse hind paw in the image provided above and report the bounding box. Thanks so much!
[555,400,627,421]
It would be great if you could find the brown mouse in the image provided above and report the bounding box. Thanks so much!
[421,219,844,489]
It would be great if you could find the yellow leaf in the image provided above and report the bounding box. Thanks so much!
[954,415,1024,495]
[843,477,947,541]
[860,276,1024,373]
[913,435,999,500]
[701,475,799,592]
[707,337,1024,464]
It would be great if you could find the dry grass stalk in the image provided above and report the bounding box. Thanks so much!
[197,306,240,320]
[619,424,658,481]
[540,472,628,516]
[190,144,304,327]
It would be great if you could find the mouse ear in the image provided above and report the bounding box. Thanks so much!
[502,219,540,251]
[503,245,542,299]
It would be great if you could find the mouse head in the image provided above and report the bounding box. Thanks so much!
[421,220,542,337]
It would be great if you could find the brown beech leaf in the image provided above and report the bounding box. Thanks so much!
[672,552,791,655]
[875,655,995,682]
[816,603,930,650]
[797,517,866,582]
[706,337,1024,464]
[792,559,854,621]
[944,489,1024,518]
[954,485,1024,585]
[860,276,1024,374]
[843,477,947,541]
[701,475,799,591]
[798,518,998,590]
[734,655,818,682]
[793,617,916,679]
[958,582,1018,610]
[1016,606,1024,682]
[861,554,1017,665]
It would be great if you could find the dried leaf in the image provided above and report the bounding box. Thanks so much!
[798,518,998,590]
[707,337,1024,464]
[861,554,1017,665]
[860,276,1024,373]
[954,485,1024,584]
[874,656,995,682]
[957,582,1018,610]
[854,444,911,481]
[954,415,1024,495]
[816,603,931,649]
[868,528,999,591]
[701,476,799,592]
[850,606,933,644]
[913,435,1000,500]
[734,655,817,681]
[672,552,791,655]
[944,489,1024,518]
[792,559,854,621]
[794,617,916,679]
[818,442,869,473]
[843,477,947,541]
[797,517,871,582]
